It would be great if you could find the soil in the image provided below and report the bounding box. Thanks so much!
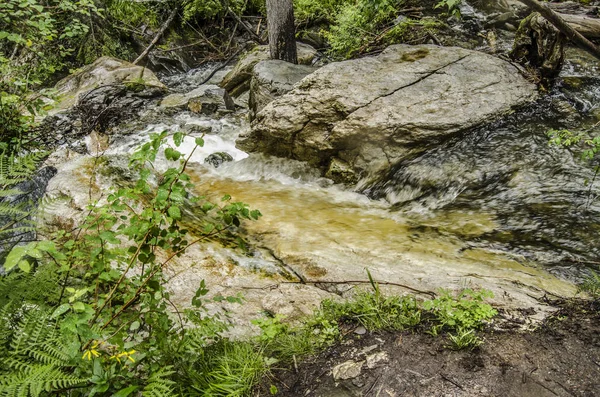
[260,299,600,397]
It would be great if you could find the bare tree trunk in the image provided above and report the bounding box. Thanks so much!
[266,0,297,64]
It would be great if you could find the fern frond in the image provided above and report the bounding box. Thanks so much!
[0,203,30,218]
[142,366,176,397]
[0,364,85,397]
[0,151,47,189]
[0,190,24,198]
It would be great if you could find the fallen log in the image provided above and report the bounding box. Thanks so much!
[517,0,600,60]
[560,13,600,39]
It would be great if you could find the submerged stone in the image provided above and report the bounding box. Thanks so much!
[204,152,234,168]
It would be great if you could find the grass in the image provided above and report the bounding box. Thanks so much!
[188,280,499,396]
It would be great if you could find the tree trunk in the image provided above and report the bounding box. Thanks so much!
[266,0,297,64]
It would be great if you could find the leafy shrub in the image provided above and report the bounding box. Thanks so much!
[326,0,406,59]
[0,131,263,396]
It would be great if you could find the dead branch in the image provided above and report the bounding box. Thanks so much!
[133,7,179,65]
[227,7,266,44]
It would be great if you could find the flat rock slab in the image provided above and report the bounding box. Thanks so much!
[238,45,538,185]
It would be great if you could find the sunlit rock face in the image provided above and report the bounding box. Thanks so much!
[238,44,538,185]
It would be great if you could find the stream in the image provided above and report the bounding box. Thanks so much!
[42,47,600,327]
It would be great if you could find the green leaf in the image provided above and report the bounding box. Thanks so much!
[130,321,140,331]
[4,241,52,271]
[168,206,181,220]
[52,304,71,318]
[164,147,181,161]
[72,302,85,312]
[173,132,184,147]
[18,259,31,273]
[195,137,204,147]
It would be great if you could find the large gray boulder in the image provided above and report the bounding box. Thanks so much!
[220,43,317,97]
[237,45,538,185]
[249,60,318,121]
[53,56,166,111]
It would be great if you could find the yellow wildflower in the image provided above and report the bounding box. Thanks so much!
[109,349,136,364]
[82,341,101,361]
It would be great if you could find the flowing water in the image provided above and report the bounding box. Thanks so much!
[43,49,600,323]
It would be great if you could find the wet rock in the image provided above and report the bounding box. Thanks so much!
[53,56,166,111]
[204,152,234,168]
[332,360,365,381]
[325,158,358,185]
[74,84,162,136]
[353,326,367,335]
[238,44,538,185]
[260,284,335,321]
[160,85,235,115]
[220,43,318,97]
[249,60,318,121]
[485,11,519,29]
[182,123,213,135]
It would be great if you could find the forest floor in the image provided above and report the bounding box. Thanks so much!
[260,299,600,397]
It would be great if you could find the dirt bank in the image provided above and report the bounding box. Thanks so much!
[262,299,600,396]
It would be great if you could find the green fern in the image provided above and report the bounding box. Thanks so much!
[0,308,85,397]
[0,149,47,255]
[143,366,177,397]
[0,150,47,188]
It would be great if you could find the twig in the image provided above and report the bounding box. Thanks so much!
[281,280,437,298]
[365,374,382,396]
[133,7,179,65]
[197,47,246,86]
[155,39,207,52]
[227,7,266,44]
[440,373,464,390]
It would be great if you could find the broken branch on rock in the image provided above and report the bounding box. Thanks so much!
[517,0,600,60]
[133,7,179,65]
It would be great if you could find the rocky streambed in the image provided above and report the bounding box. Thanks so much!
[32,15,600,337]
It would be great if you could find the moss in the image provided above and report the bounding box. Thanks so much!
[401,48,430,62]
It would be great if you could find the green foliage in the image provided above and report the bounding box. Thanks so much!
[294,0,442,59]
[293,0,346,24]
[326,0,406,59]
[548,128,600,161]
[434,0,462,18]
[322,291,422,331]
[0,0,99,89]
[182,0,248,22]
[447,327,482,350]
[0,132,263,396]
[423,289,497,331]
[0,308,85,397]
[423,288,496,349]
[193,341,267,397]
[0,147,48,253]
